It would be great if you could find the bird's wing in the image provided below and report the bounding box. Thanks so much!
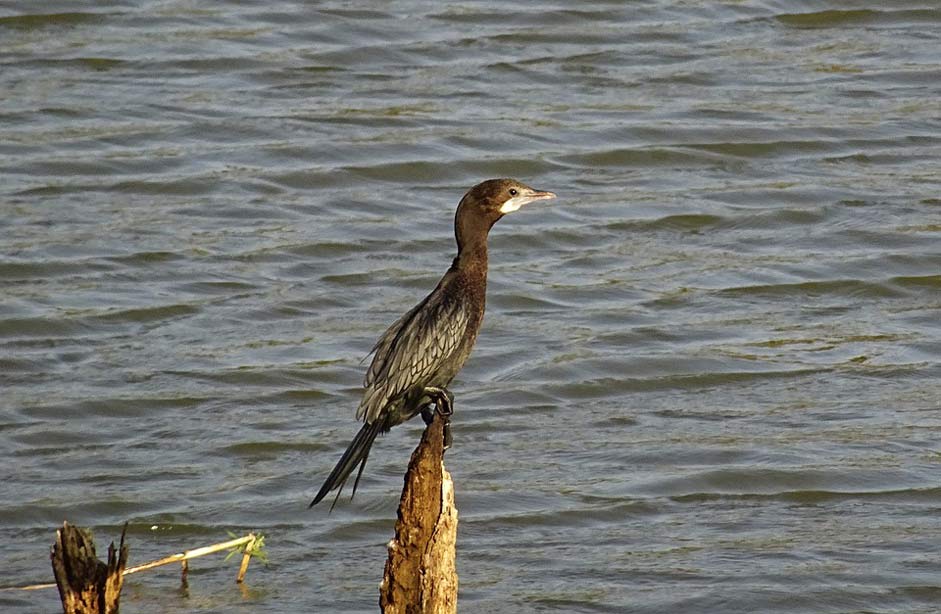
[356,286,469,424]
[362,298,427,389]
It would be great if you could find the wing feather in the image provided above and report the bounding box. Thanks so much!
[356,285,470,424]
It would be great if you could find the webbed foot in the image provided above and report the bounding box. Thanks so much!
[423,386,455,450]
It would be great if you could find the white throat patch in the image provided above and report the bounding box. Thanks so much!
[499,196,528,214]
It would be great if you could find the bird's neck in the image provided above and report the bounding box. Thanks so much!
[452,239,488,278]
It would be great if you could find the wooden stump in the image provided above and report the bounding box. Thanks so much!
[50,522,128,614]
[380,413,458,614]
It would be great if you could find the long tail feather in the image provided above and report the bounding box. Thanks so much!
[309,420,383,508]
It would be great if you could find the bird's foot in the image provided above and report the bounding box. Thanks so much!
[421,406,435,425]
[424,386,454,417]
[421,407,452,450]
[423,386,454,450]
[443,418,452,451]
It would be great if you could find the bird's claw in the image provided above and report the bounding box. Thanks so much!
[424,386,454,416]
[436,397,453,417]
[421,407,453,450]
[423,386,454,450]
[443,418,452,451]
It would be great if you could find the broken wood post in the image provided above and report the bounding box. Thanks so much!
[50,522,128,614]
[380,412,458,614]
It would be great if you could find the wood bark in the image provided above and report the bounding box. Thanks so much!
[380,413,458,613]
[50,522,128,614]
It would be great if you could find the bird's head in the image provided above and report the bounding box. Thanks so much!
[454,178,556,251]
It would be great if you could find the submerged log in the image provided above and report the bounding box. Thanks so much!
[50,522,128,614]
[380,413,458,614]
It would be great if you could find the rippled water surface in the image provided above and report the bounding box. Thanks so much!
[2,1,940,612]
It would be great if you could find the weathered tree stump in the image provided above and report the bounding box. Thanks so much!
[50,522,128,614]
[380,413,458,614]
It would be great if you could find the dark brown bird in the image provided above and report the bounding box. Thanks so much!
[309,178,556,508]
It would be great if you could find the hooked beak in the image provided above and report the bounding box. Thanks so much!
[499,188,557,214]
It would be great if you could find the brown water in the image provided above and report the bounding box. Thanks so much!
[2,1,940,613]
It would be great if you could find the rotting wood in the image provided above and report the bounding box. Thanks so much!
[50,522,128,614]
[380,412,458,613]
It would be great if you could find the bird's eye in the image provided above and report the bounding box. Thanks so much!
[509,189,518,196]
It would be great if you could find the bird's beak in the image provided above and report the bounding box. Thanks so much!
[499,188,557,214]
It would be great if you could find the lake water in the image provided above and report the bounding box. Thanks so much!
[2,1,940,612]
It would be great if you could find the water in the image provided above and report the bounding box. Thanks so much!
[2,1,940,612]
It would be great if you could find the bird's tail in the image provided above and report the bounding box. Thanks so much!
[309,420,383,509]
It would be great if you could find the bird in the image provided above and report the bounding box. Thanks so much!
[309,178,556,508]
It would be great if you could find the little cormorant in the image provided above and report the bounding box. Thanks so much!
[309,178,556,508]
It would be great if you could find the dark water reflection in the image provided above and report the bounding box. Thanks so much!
[2,1,940,612]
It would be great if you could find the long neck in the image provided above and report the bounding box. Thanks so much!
[453,239,488,278]
[454,202,492,273]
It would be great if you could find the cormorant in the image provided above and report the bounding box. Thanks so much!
[309,178,556,508]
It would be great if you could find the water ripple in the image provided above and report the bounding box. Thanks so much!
[2,1,940,612]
